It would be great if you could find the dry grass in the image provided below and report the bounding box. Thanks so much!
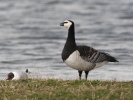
[0,79,133,100]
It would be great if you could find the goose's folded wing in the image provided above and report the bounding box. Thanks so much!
[77,45,118,63]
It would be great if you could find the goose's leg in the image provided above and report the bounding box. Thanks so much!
[78,71,82,80]
[85,71,89,80]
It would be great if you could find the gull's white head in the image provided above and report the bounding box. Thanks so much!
[60,20,74,29]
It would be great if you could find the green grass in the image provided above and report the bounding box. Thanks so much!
[0,79,133,100]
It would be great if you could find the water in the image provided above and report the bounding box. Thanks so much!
[0,0,133,81]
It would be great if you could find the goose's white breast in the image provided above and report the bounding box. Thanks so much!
[64,50,109,71]
[64,50,94,71]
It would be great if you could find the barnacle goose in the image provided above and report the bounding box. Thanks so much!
[60,20,118,80]
[6,69,29,80]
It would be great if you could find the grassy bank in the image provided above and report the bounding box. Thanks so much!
[0,79,133,100]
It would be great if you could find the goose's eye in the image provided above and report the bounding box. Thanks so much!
[64,22,68,24]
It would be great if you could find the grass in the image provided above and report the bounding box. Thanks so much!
[0,79,133,100]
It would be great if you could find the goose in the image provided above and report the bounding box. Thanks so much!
[6,69,29,80]
[60,20,118,80]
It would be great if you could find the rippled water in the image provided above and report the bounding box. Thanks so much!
[0,0,133,81]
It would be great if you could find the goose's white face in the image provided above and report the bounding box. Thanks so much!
[60,20,72,29]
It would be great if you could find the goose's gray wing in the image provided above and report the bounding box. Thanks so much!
[77,45,118,63]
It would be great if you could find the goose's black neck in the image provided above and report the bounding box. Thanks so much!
[67,24,76,43]
[62,23,77,61]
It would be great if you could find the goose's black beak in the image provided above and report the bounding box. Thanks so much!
[60,22,64,26]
